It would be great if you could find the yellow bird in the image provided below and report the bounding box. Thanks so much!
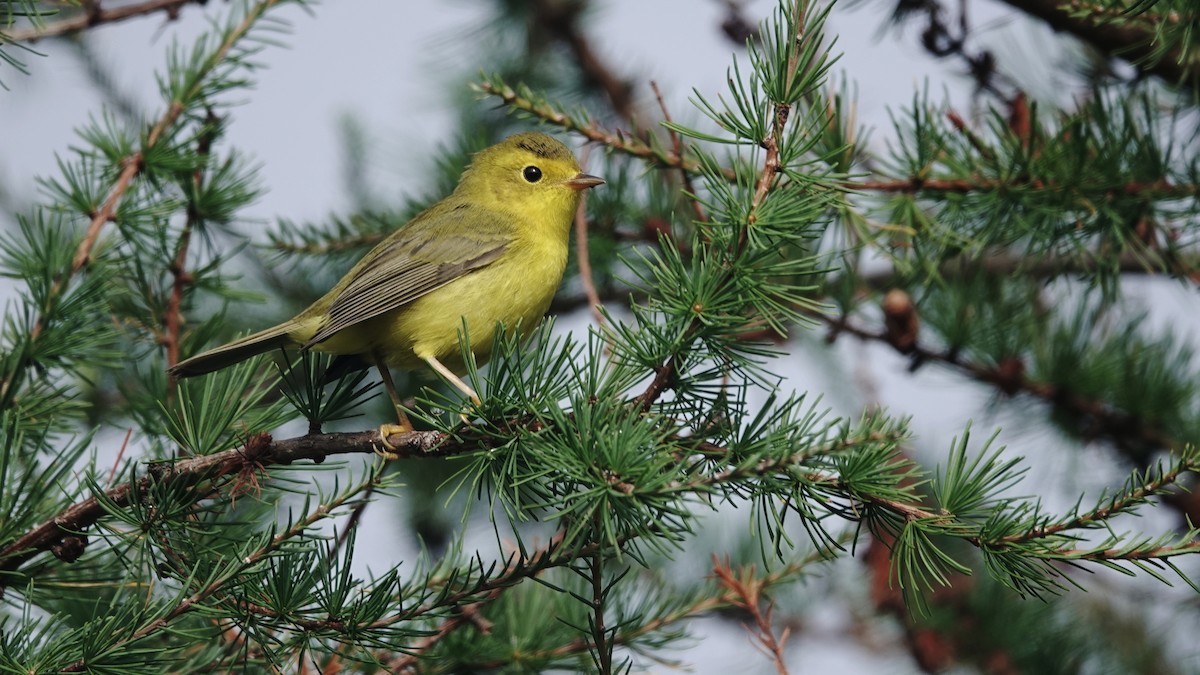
[170,132,603,437]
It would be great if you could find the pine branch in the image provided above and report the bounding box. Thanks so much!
[0,427,451,585]
[819,311,1181,452]
[385,588,503,673]
[710,556,792,675]
[856,176,1200,198]
[1000,458,1195,545]
[630,0,810,411]
[864,533,965,673]
[1000,0,1200,88]
[681,436,1200,574]
[527,0,637,124]
[856,250,1200,289]
[0,0,290,408]
[163,111,219,371]
[55,473,376,673]
[475,77,693,174]
[477,77,1200,204]
[452,546,835,672]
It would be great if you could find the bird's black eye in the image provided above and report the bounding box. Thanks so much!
[523,165,543,183]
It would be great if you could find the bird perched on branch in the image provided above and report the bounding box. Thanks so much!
[171,132,604,444]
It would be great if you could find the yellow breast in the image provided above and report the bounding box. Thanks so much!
[311,232,567,373]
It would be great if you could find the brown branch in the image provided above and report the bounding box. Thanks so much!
[0,0,280,407]
[633,356,679,413]
[573,148,605,326]
[0,427,454,586]
[2,0,205,42]
[164,111,218,371]
[818,311,1178,452]
[857,250,1200,290]
[710,556,791,675]
[999,0,1200,88]
[104,427,135,488]
[1003,458,1196,546]
[529,0,637,125]
[750,107,789,217]
[590,545,613,675]
[72,152,145,273]
[650,79,707,223]
[163,220,192,369]
[386,588,503,673]
[854,176,1200,198]
[70,88,186,277]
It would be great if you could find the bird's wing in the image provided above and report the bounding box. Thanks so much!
[304,205,514,347]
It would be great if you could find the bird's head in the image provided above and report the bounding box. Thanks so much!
[458,132,604,218]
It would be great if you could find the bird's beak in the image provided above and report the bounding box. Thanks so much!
[564,173,605,190]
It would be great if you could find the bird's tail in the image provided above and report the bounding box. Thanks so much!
[169,322,299,378]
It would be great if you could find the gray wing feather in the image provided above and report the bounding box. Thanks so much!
[304,219,512,348]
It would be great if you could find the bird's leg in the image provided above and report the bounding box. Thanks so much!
[420,355,481,426]
[375,358,411,458]
[421,355,482,406]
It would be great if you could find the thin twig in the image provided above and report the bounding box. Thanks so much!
[590,545,612,675]
[329,479,376,562]
[164,111,218,372]
[104,427,134,488]
[633,357,679,413]
[3,0,204,42]
[710,556,791,675]
[529,0,637,124]
[573,147,605,326]
[650,80,706,223]
[387,588,503,672]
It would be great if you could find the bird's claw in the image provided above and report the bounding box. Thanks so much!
[376,423,413,460]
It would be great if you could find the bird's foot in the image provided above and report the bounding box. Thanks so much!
[376,422,413,460]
